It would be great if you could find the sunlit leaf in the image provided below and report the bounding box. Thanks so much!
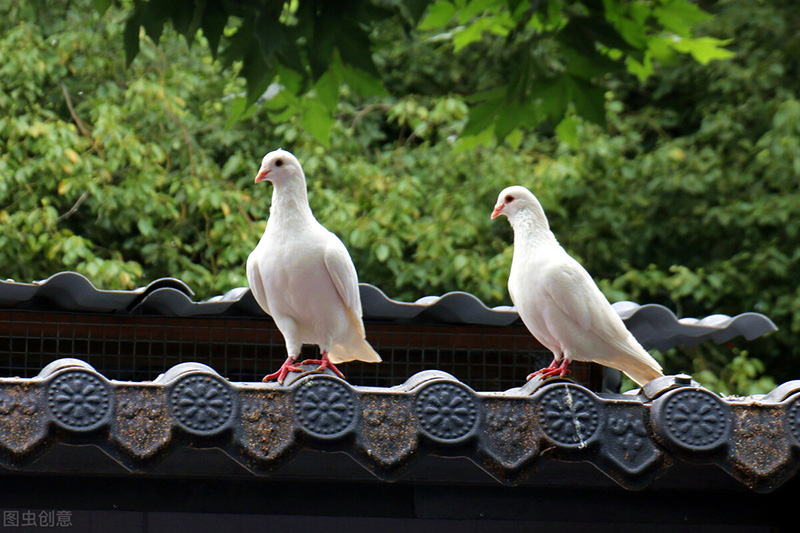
[299,97,334,147]
[419,1,457,30]
[671,37,735,65]
[554,116,578,147]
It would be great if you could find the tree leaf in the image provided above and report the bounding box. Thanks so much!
[299,98,334,147]
[419,1,457,30]
[506,128,523,150]
[558,16,639,56]
[405,0,435,24]
[563,47,621,80]
[315,69,340,113]
[123,11,142,66]
[93,0,112,15]
[555,116,578,147]
[375,243,390,262]
[224,97,249,129]
[140,1,166,44]
[494,100,523,139]
[240,47,272,104]
[529,76,569,122]
[569,77,606,127]
[340,63,388,97]
[671,37,735,65]
[654,0,711,37]
[199,0,228,57]
[335,21,382,79]
[462,95,502,137]
[455,125,494,151]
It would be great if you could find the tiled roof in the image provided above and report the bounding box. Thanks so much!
[0,272,778,351]
[1,358,798,492]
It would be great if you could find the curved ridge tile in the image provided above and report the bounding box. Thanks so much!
[0,278,40,306]
[0,273,779,351]
[129,288,195,316]
[359,284,427,319]
[361,285,517,324]
[139,277,195,298]
[205,286,249,304]
[229,288,269,316]
[612,301,778,351]
[416,291,519,326]
[131,287,236,317]
[0,272,195,313]
[32,271,138,312]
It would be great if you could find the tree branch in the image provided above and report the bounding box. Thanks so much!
[61,81,91,139]
[55,190,90,224]
[350,103,392,132]
[61,81,105,158]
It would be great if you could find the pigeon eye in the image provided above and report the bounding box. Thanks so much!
[505,195,514,203]
[275,159,284,167]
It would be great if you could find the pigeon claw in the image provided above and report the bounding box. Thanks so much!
[262,356,304,384]
[298,350,345,380]
[527,358,571,381]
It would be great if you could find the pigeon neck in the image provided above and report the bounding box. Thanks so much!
[269,178,315,224]
[510,210,559,249]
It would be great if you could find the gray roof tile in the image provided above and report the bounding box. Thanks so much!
[0,271,778,351]
[1,358,798,492]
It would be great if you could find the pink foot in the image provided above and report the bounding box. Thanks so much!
[527,358,571,381]
[298,350,345,379]
[262,356,304,384]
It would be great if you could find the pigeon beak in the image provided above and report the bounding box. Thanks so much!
[254,168,271,183]
[490,203,504,219]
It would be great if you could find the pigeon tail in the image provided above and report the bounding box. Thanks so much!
[614,356,664,388]
[328,336,382,364]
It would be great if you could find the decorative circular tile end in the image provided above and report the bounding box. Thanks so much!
[537,384,601,448]
[47,371,111,432]
[414,381,479,444]
[789,396,800,446]
[653,388,731,453]
[293,377,357,439]
[170,374,234,435]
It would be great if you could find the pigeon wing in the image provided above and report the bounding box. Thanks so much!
[543,261,654,359]
[246,251,271,316]
[323,233,366,337]
[541,262,596,333]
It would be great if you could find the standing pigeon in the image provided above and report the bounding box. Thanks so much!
[247,149,381,383]
[491,185,663,387]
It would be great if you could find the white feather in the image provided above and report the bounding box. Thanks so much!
[247,149,381,366]
[495,185,663,387]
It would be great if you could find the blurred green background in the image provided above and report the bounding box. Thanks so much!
[1,0,798,394]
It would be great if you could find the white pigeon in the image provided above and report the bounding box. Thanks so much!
[491,185,663,387]
[246,149,381,383]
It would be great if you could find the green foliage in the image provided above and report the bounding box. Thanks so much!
[1,0,797,395]
[415,0,732,145]
[114,0,731,146]
[120,0,393,147]
[693,348,777,398]
[0,1,267,292]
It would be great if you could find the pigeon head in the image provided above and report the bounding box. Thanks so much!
[255,149,303,184]
[491,185,538,219]
[491,185,551,232]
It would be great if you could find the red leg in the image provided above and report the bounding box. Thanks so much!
[299,350,345,379]
[527,357,571,381]
[526,357,559,380]
[262,356,304,384]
